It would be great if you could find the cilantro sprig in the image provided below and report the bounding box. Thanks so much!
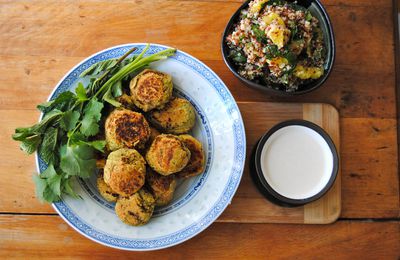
[12,44,176,203]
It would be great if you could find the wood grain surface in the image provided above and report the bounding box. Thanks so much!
[0,215,399,259]
[0,0,399,258]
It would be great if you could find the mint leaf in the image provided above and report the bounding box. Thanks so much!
[13,109,63,143]
[37,91,76,113]
[35,109,64,134]
[36,101,53,112]
[20,135,41,154]
[39,127,58,165]
[60,144,96,178]
[12,129,35,141]
[60,110,80,131]
[42,109,64,120]
[75,82,88,102]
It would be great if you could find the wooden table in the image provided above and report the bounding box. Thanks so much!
[1,0,399,258]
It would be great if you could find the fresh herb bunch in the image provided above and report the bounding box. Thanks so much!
[12,44,176,203]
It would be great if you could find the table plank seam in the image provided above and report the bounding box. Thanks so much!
[0,213,398,222]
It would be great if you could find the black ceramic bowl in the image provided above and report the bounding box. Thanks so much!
[221,0,335,95]
[250,120,339,207]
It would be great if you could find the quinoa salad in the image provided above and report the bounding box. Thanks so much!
[226,0,326,92]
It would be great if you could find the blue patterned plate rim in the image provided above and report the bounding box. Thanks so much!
[34,43,246,251]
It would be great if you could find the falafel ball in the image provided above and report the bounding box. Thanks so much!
[130,69,173,112]
[115,189,155,226]
[146,168,177,206]
[176,135,205,178]
[148,97,196,134]
[146,134,191,175]
[96,171,119,202]
[105,109,151,151]
[104,148,146,197]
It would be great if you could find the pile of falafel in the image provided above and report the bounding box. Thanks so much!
[96,69,205,226]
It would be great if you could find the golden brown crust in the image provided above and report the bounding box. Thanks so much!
[130,69,173,112]
[115,189,155,226]
[146,168,177,206]
[148,97,196,134]
[96,171,119,202]
[145,134,191,175]
[176,135,205,178]
[105,109,151,151]
[104,148,146,197]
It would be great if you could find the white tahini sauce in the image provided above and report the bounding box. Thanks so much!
[260,125,334,200]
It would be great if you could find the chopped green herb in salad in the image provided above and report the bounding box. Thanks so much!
[226,0,326,91]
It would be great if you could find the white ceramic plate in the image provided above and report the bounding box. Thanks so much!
[36,43,246,250]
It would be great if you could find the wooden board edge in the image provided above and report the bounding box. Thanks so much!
[303,103,342,224]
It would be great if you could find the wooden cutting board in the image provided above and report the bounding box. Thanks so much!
[218,102,341,224]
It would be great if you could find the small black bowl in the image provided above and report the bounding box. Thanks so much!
[221,0,335,95]
[250,120,339,207]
